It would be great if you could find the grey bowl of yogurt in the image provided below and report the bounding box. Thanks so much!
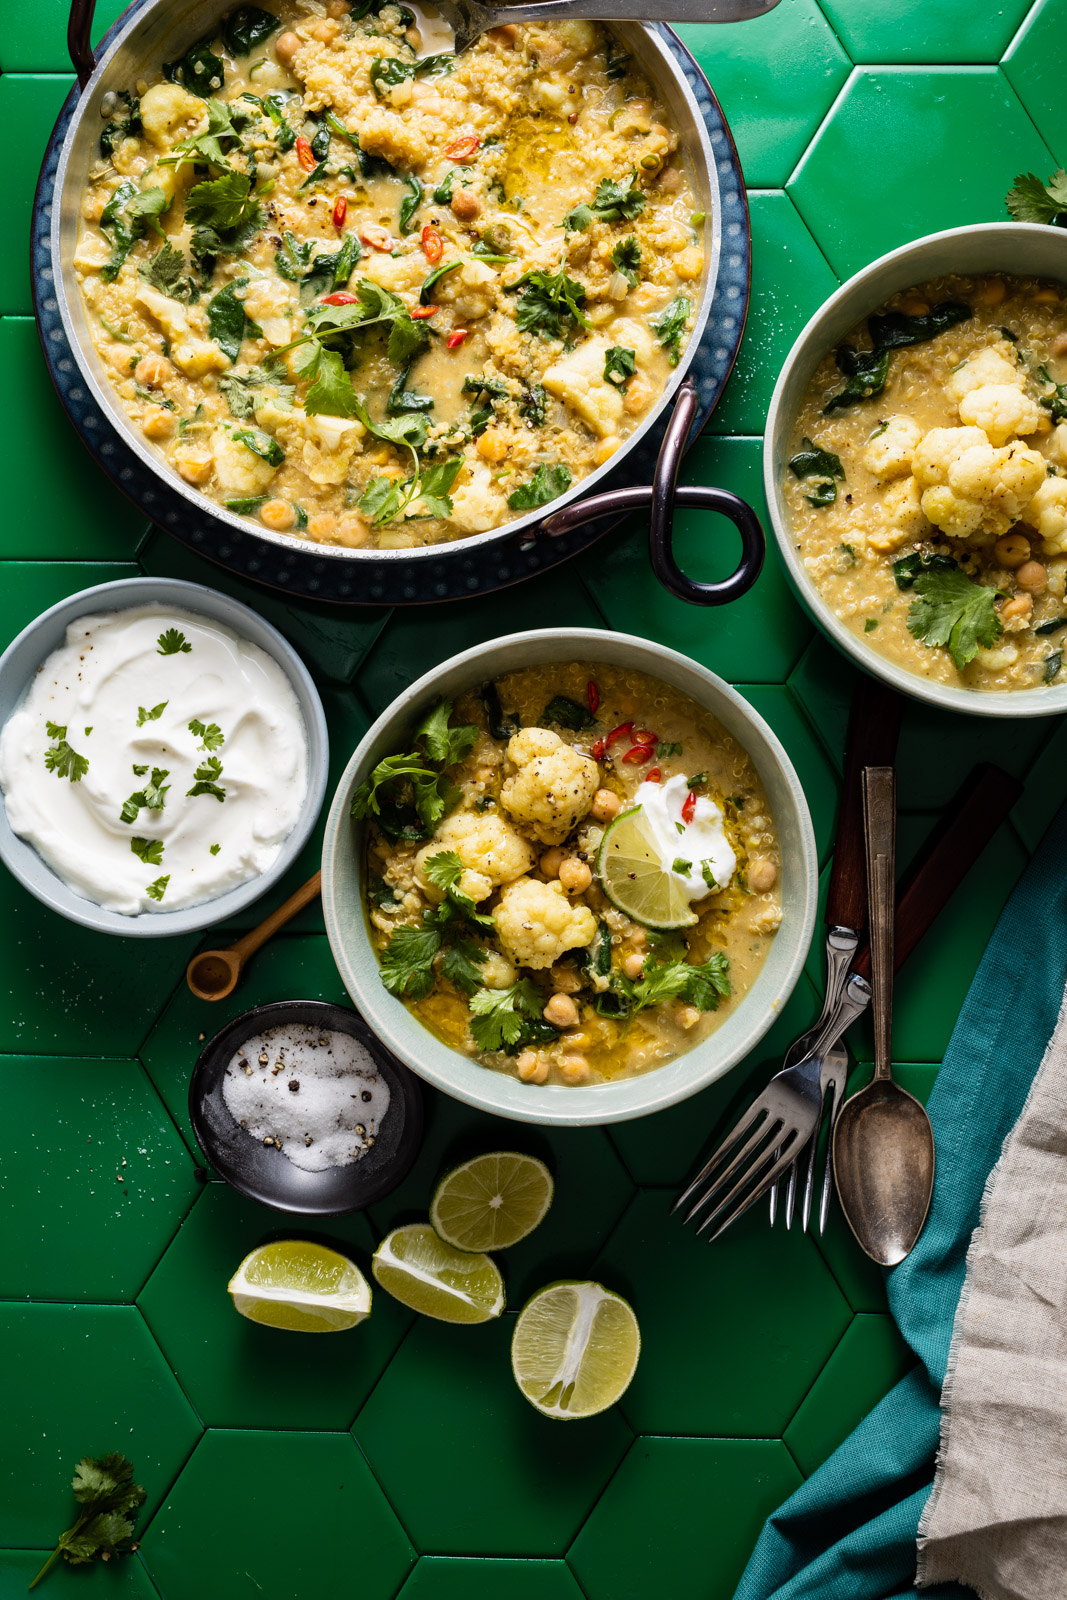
[0,577,328,936]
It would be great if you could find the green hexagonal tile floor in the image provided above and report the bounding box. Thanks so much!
[8,2,1067,1594]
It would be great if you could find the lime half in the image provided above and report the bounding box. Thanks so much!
[511,1280,641,1420]
[430,1152,554,1252]
[372,1223,505,1323]
[596,805,698,930]
[228,1241,372,1333]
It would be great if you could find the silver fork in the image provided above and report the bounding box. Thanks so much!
[674,973,871,1242]
[415,0,780,55]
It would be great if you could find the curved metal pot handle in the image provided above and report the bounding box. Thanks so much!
[69,0,97,89]
[540,377,766,607]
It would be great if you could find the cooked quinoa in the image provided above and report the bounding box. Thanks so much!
[75,3,705,550]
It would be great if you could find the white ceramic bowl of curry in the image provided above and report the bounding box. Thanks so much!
[321,629,817,1128]
[764,222,1067,717]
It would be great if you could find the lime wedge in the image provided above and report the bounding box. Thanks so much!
[372,1223,505,1323]
[596,805,698,929]
[227,1240,372,1333]
[511,1280,641,1420]
[430,1152,554,1252]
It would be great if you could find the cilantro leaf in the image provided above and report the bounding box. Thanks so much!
[421,850,495,931]
[136,701,168,726]
[46,721,66,740]
[121,768,170,823]
[99,181,169,282]
[187,755,226,801]
[350,699,474,838]
[891,550,960,589]
[130,836,164,866]
[604,346,636,387]
[189,718,224,751]
[440,938,487,995]
[29,1453,145,1589]
[651,296,690,367]
[906,568,1003,669]
[301,344,360,417]
[416,457,462,518]
[590,171,647,221]
[610,235,642,287]
[413,698,479,765]
[137,240,197,302]
[507,462,572,511]
[44,738,89,783]
[146,875,170,901]
[186,173,264,275]
[380,923,442,999]
[157,629,191,656]
[218,366,294,419]
[628,952,731,1014]
[469,979,550,1053]
[507,268,590,340]
[1006,168,1067,226]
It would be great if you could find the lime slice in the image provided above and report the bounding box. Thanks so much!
[372,1223,505,1323]
[596,805,698,929]
[511,1280,641,1420]
[227,1240,372,1333]
[430,1152,554,1252]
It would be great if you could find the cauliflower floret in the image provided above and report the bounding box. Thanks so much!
[210,427,279,496]
[414,811,535,904]
[543,338,626,439]
[1047,423,1067,468]
[499,727,600,845]
[139,82,208,149]
[945,343,1023,405]
[911,426,1045,542]
[302,413,365,486]
[448,460,508,533]
[866,475,930,553]
[1026,474,1067,555]
[135,285,228,377]
[957,384,1046,445]
[494,877,597,970]
[863,416,922,483]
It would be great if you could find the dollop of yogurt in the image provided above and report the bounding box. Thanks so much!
[0,604,308,914]
[633,773,737,905]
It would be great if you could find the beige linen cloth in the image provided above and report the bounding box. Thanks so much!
[917,983,1067,1598]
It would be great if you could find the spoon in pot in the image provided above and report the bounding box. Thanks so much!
[407,0,780,56]
[833,768,935,1266]
[185,871,322,1003]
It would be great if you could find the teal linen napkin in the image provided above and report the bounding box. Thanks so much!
[734,805,1067,1600]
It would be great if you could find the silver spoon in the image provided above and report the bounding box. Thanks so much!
[410,0,781,55]
[832,767,936,1267]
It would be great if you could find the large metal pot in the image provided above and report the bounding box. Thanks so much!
[43,0,762,605]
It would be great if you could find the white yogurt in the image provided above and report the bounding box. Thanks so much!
[221,1024,391,1173]
[0,604,308,915]
[634,773,737,905]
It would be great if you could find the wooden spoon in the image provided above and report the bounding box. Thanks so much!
[186,871,322,1002]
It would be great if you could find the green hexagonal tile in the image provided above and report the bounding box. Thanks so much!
[355,569,605,718]
[399,1558,585,1599]
[569,1437,802,1600]
[676,2,851,188]
[139,934,348,1155]
[783,1314,914,1476]
[138,1184,412,1430]
[0,1549,156,1596]
[368,1092,634,1306]
[138,527,390,687]
[0,0,129,71]
[0,77,73,313]
[707,191,839,438]
[140,1431,414,1600]
[354,1318,632,1555]
[0,1303,200,1546]
[1001,0,1067,163]
[608,971,820,1187]
[1012,717,1067,853]
[594,1189,850,1435]
[817,0,1033,64]
[789,68,1055,279]
[0,323,148,557]
[0,561,141,650]
[576,437,812,683]
[735,683,839,863]
[0,1056,198,1302]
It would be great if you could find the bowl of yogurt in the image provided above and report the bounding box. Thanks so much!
[0,577,328,935]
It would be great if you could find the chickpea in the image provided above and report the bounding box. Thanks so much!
[630,926,647,948]
[544,992,579,1029]
[1000,593,1033,622]
[174,446,212,486]
[594,437,620,466]
[591,788,621,823]
[657,164,683,194]
[82,193,106,223]
[748,857,778,893]
[307,512,337,542]
[517,1052,549,1084]
[325,0,349,14]
[451,188,482,223]
[405,24,423,48]
[558,1053,591,1084]
[134,351,170,388]
[1035,288,1061,304]
[334,515,370,548]
[274,30,302,64]
[540,846,565,878]
[559,858,593,894]
[487,22,520,42]
[994,530,1031,568]
[141,405,175,440]
[622,951,644,981]
[476,427,508,463]
[549,964,583,995]
[259,499,296,532]
[977,278,1006,307]
[105,343,135,375]
[306,17,341,41]
[1052,332,1067,358]
[675,1004,701,1030]
[623,373,655,416]
[1016,559,1048,595]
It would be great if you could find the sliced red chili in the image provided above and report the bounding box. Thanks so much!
[605,721,634,748]
[332,195,347,230]
[681,790,697,824]
[410,304,439,319]
[645,767,662,783]
[360,225,393,252]
[443,134,481,161]
[321,291,359,305]
[421,224,444,263]
[295,136,317,173]
[587,679,600,714]
[447,329,469,348]
[632,727,658,747]
[591,737,606,760]
[622,744,655,765]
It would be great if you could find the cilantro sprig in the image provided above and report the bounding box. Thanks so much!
[469,979,556,1053]
[43,723,89,784]
[352,698,477,841]
[1006,168,1067,226]
[121,767,170,823]
[187,755,226,801]
[564,171,647,231]
[905,567,1003,670]
[157,629,191,655]
[29,1453,145,1590]
[421,850,495,931]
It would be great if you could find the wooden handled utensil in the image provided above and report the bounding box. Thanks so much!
[185,871,322,1002]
